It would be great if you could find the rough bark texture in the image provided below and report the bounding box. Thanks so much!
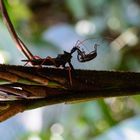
[0,64,139,123]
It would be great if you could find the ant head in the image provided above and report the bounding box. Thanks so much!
[64,51,69,54]
[73,45,80,48]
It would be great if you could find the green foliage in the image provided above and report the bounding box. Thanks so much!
[0,0,140,140]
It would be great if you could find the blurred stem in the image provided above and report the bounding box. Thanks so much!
[98,99,117,126]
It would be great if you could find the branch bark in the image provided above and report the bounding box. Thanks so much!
[0,64,140,122]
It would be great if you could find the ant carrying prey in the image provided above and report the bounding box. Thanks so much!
[0,0,98,85]
[22,40,98,69]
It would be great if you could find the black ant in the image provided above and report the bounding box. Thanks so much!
[0,0,98,85]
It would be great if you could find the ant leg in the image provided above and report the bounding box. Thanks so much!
[34,55,42,59]
[32,55,56,66]
[68,62,74,70]
[24,61,30,66]
[24,55,41,66]
[23,56,41,66]
[24,56,43,67]
[64,66,72,86]
[34,55,43,67]
[69,67,72,86]
[40,56,56,66]
[67,62,74,86]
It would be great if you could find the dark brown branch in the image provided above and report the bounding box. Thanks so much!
[0,64,140,122]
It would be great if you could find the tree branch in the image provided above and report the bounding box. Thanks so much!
[0,64,140,122]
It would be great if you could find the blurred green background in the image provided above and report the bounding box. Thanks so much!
[0,0,140,140]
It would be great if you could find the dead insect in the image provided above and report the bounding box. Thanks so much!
[71,40,99,62]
